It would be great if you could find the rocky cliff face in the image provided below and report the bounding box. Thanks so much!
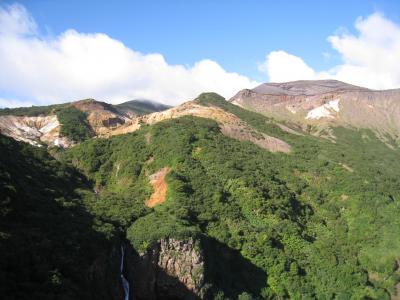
[126,238,205,300]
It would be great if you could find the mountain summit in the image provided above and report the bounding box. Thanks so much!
[252,80,370,96]
[230,80,400,144]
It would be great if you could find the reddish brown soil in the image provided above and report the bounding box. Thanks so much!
[146,167,170,208]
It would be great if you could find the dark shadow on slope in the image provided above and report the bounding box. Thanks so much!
[201,236,267,299]
[125,242,200,300]
[0,135,121,300]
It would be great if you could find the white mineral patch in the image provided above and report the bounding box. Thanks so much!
[39,116,59,134]
[0,115,66,147]
[327,99,340,112]
[306,99,340,120]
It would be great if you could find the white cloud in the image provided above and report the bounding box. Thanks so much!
[261,12,400,90]
[0,97,33,108]
[2,5,399,109]
[258,51,317,83]
[0,3,36,36]
[0,3,258,107]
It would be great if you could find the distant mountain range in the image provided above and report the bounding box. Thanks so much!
[2,80,400,149]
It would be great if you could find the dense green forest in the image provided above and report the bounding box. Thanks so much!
[1,93,400,299]
[56,107,94,142]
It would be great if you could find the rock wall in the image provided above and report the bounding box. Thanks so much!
[126,238,205,300]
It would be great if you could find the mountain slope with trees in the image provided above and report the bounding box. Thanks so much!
[1,91,400,299]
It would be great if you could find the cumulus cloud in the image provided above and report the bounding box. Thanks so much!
[0,3,258,107]
[261,12,400,90]
[258,51,317,83]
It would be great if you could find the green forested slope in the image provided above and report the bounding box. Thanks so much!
[1,92,399,299]
[62,93,400,299]
[56,107,94,142]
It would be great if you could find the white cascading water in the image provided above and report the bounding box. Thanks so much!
[120,245,130,300]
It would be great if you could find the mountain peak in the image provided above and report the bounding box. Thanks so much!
[252,79,370,96]
[230,79,400,142]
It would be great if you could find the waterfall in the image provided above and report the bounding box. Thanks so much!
[120,245,130,300]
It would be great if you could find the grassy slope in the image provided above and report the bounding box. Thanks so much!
[63,93,400,299]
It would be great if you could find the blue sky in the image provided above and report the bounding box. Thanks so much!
[14,0,400,80]
[0,0,400,106]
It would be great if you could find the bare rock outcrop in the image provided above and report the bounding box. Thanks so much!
[0,115,71,147]
[146,167,170,208]
[127,238,204,300]
[72,99,129,135]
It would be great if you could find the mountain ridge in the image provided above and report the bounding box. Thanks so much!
[230,80,400,145]
[251,79,371,96]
